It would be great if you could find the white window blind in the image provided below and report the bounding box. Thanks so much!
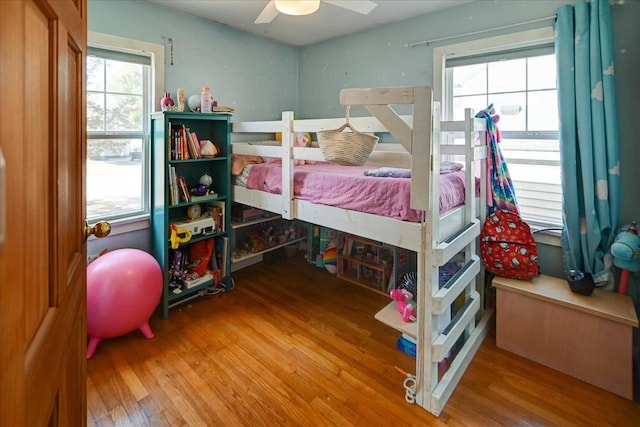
[445,45,562,228]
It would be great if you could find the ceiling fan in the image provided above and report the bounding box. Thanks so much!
[255,0,378,24]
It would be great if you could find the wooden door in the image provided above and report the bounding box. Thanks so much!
[0,0,88,426]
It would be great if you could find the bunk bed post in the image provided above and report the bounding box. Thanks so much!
[281,111,295,219]
[409,86,432,212]
[463,108,477,344]
[413,90,438,413]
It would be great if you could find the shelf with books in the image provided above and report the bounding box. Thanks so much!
[167,157,227,206]
[150,111,232,318]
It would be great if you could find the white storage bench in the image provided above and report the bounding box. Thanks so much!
[492,274,638,399]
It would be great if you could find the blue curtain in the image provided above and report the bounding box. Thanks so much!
[555,0,620,285]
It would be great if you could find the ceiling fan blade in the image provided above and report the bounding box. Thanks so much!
[323,0,378,15]
[255,0,280,24]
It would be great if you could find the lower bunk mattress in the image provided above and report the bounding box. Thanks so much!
[233,159,474,222]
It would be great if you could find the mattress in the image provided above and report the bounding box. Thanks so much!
[234,160,472,222]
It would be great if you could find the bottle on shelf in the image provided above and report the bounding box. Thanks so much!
[201,85,213,113]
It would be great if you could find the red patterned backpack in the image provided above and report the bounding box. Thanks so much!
[480,210,539,279]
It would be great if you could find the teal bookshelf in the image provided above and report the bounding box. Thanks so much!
[150,112,232,318]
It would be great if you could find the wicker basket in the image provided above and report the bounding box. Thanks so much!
[317,107,378,166]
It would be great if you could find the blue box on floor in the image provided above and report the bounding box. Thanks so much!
[396,335,416,358]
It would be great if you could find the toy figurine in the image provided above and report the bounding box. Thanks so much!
[611,221,640,294]
[390,288,417,322]
[176,88,186,112]
[160,92,174,111]
[293,133,315,165]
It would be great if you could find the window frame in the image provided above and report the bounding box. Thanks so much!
[433,27,561,246]
[86,32,164,236]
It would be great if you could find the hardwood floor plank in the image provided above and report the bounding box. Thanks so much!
[143,357,220,426]
[137,394,186,427]
[309,396,356,426]
[87,255,640,426]
[87,376,111,425]
[214,347,310,426]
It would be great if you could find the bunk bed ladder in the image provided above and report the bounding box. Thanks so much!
[426,108,491,415]
[333,90,492,417]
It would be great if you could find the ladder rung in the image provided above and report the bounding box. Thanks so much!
[432,256,480,314]
[431,291,480,362]
[433,219,480,266]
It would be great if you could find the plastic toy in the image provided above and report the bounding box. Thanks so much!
[390,288,417,322]
[323,245,338,274]
[611,221,640,294]
[169,249,188,289]
[169,223,192,249]
[160,92,174,111]
[199,173,213,186]
[188,94,200,112]
[86,249,163,359]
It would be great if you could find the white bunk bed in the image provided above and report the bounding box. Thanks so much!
[230,86,492,416]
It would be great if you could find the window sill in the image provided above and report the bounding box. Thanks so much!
[87,214,149,240]
[532,227,561,247]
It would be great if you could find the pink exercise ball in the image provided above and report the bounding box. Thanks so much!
[86,248,163,359]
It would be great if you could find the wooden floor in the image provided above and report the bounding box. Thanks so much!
[87,253,640,426]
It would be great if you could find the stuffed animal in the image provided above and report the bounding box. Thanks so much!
[293,133,316,165]
[200,139,219,158]
[611,221,640,294]
[390,288,417,323]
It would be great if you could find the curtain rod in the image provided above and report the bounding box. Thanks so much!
[405,15,556,48]
[406,0,624,48]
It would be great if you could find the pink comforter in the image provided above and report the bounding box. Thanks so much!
[245,161,470,222]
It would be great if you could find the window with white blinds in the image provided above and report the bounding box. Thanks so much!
[443,42,562,228]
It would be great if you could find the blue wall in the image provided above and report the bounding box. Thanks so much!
[298,0,639,234]
[88,0,298,122]
[299,0,570,118]
[88,0,640,282]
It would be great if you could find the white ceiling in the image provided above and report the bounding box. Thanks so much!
[145,0,472,46]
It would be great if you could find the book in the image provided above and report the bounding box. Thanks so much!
[215,237,229,278]
[177,176,190,203]
[184,271,214,289]
[207,200,225,232]
[213,105,235,114]
[180,125,189,160]
[185,126,200,159]
[168,166,179,206]
[170,127,179,160]
[190,193,218,203]
[189,131,201,157]
[167,120,172,160]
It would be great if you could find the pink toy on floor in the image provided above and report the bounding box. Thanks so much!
[86,249,163,359]
[390,288,417,322]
